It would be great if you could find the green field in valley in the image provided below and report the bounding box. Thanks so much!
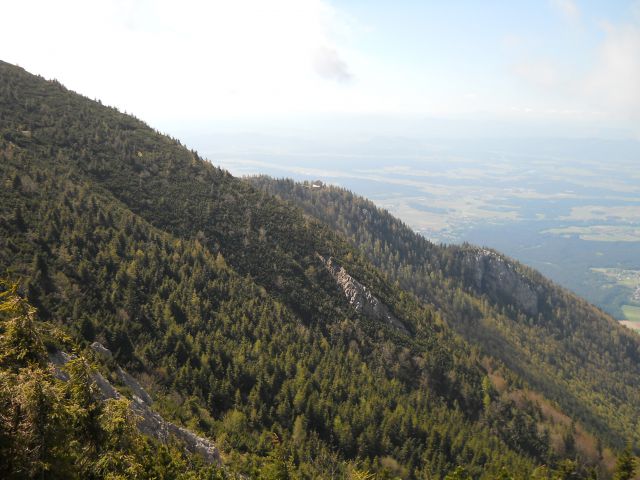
[622,304,640,322]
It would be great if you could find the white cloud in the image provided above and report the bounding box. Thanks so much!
[1,0,637,138]
[512,4,640,135]
[633,0,640,22]
[584,22,640,116]
[312,46,352,82]
[513,60,560,88]
[0,0,355,121]
[550,0,580,22]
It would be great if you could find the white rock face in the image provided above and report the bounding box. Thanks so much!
[116,366,153,405]
[90,341,113,359]
[318,254,409,334]
[462,248,540,317]
[50,343,221,465]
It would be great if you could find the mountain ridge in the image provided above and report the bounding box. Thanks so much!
[1,59,637,479]
[247,177,640,449]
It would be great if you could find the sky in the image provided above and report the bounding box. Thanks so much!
[2,0,640,139]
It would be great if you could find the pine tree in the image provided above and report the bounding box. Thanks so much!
[613,446,636,480]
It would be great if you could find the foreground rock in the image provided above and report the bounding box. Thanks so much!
[50,344,221,465]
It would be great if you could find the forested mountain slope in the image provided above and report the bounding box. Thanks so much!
[0,281,227,479]
[0,60,636,478]
[249,177,640,451]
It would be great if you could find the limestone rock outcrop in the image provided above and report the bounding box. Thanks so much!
[461,248,541,317]
[318,254,408,334]
[50,343,221,465]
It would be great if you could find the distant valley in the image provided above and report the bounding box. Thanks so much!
[198,136,640,327]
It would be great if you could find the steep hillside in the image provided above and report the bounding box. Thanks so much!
[0,60,635,478]
[248,177,640,451]
[0,281,226,479]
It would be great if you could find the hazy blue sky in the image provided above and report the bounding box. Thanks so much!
[2,0,639,139]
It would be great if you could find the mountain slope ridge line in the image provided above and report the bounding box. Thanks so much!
[0,59,636,479]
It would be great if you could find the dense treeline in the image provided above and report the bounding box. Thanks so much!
[248,177,640,450]
[0,108,530,477]
[0,59,635,478]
